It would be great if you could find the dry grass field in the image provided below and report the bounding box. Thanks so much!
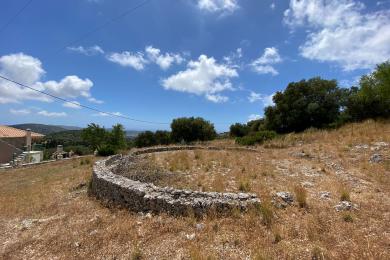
[1,120,389,259]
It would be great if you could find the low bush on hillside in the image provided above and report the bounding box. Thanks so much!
[97,145,116,156]
[64,145,92,156]
[235,130,277,146]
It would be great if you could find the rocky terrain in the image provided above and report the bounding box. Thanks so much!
[0,120,389,259]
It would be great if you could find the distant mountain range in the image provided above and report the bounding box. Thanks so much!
[10,123,142,137]
[125,130,142,138]
[11,124,82,135]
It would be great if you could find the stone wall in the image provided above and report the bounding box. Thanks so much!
[90,146,261,217]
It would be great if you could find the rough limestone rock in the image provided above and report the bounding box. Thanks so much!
[334,201,358,211]
[276,192,294,203]
[369,154,383,163]
[90,146,261,217]
[273,191,294,208]
[319,191,331,200]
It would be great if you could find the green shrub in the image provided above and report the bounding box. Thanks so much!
[343,213,353,223]
[65,145,92,156]
[97,145,116,156]
[258,202,273,228]
[235,130,277,146]
[340,190,351,201]
[238,180,251,192]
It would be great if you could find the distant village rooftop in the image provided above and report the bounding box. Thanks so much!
[0,125,44,138]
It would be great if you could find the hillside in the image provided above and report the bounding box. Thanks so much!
[0,120,388,259]
[11,124,141,138]
[11,123,82,135]
[42,130,85,148]
[125,130,142,138]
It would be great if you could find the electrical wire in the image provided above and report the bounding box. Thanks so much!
[0,0,33,33]
[56,0,152,53]
[0,74,169,125]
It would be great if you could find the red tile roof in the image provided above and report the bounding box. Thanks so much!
[0,125,44,138]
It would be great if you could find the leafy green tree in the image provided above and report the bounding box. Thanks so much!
[81,123,107,150]
[345,61,390,121]
[171,117,216,142]
[134,131,157,147]
[109,124,127,150]
[247,119,265,132]
[154,130,171,145]
[264,77,343,133]
[229,123,249,137]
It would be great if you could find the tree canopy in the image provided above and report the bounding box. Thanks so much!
[345,61,390,121]
[171,117,217,142]
[81,123,127,155]
[264,77,344,133]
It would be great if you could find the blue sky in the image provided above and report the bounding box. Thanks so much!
[0,0,389,131]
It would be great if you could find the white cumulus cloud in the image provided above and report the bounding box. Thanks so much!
[248,91,275,107]
[284,0,390,71]
[67,45,104,56]
[93,111,124,117]
[107,46,185,71]
[205,94,229,103]
[106,51,147,71]
[248,114,262,122]
[223,48,243,69]
[145,46,184,70]
[197,0,239,14]
[38,76,93,99]
[87,97,104,104]
[9,108,31,115]
[63,101,82,109]
[162,55,238,103]
[38,110,67,117]
[0,53,100,104]
[251,47,282,76]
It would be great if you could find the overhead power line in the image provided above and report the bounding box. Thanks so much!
[0,74,238,127]
[0,0,33,33]
[0,74,169,125]
[56,0,152,53]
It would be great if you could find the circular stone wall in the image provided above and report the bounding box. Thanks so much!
[90,146,261,217]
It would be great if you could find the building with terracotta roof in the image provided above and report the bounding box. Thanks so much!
[0,126,44,164]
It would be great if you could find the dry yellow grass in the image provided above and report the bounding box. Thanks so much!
[0,120,389,259]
